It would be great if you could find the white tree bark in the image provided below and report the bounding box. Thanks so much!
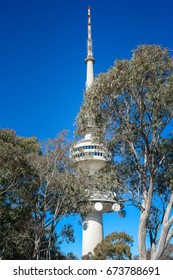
[152,192,173,259]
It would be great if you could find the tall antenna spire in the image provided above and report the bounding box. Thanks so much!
[85,6,95,90]
[86,6,94,60]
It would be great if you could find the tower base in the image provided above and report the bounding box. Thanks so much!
[82,211,103,256]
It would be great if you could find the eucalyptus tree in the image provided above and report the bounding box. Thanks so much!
[82,232,133,260]
[29,130,90,259]
[0,129,40,259]
[0,129,88,259]
[76,45,173,259]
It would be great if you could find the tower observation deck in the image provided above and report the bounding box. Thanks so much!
[70,6,122,257]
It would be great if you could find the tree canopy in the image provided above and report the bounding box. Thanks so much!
[76,45,173,259]
[82,232,133,260]
[0,129,40,259]
[0,129,87,259]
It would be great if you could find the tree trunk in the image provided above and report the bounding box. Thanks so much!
[138,208,147,259]
[32,233,40,260]
[152,192,173,259]
[138,176,154,259]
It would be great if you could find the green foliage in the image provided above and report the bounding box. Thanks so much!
[0,129,38,189]
[83,232,133,260]
[0,129,39,259]
[0,205,35,259]
[0,129,85,260]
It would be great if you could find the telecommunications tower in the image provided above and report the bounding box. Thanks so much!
[70,6,122,256]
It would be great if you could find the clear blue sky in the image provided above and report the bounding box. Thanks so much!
[1,0,173,258]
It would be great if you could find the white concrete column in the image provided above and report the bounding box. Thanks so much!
[82,211,103,256]
[86,59,94,89]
